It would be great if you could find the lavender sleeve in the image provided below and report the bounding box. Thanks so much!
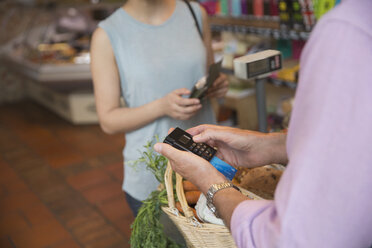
[231,2,372,247]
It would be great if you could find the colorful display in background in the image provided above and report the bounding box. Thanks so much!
[199,0,338,29]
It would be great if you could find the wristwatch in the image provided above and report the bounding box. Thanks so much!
[206,182,241,217]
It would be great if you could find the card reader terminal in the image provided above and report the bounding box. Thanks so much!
[164,127,216,161]
[163,127,237,180]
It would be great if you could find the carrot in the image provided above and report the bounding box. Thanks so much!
[176,202,202,222]
[185,191,201,205]
[183,180,199,191]
[191,207,202,222]
[175,201,183,214]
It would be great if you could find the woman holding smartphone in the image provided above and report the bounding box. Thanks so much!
[90,0,229,215]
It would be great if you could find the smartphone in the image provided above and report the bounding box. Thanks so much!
[189,60,223,99]
[163,127,216,161]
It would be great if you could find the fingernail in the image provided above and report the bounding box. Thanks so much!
[154,143,162,153]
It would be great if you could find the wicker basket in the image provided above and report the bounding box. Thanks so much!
[161,162,262,248]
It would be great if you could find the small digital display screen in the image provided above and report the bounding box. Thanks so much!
[248,59,269,76]
[179,135,191,145]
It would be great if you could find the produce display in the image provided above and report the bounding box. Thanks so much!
[2,4,118,66]
[22,40,91,65]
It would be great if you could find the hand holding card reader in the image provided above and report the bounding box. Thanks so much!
[163,127,237,180]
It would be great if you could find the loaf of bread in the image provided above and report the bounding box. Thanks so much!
[236,166,283,200]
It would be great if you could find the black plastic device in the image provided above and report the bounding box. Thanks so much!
[163,127,216,161]
[189,60,222,99]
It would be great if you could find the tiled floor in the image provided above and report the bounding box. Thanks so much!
[0,101,134,248]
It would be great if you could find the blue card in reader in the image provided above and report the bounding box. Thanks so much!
[163,127,237,180]
[209,156,237,181]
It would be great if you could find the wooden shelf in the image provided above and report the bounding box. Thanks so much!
[209,16,280,29]
[209,16,311,40]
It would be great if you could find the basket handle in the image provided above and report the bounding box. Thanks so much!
[164,162,175,209]
[164,161,198,220]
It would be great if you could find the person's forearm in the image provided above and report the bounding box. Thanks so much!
[99,98,164,134]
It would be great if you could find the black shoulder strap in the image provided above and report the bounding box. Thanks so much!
[183,0,203,40]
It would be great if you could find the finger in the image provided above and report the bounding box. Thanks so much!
[180,104,202,115]
[207,88,228,98]
[193,127,227,144]
[174,88,191,96]
[187,124,210,136]
[172,103,201,117]
[207,85,228,97]
[154,143,188,162]
[208,78,229,91]
[212,76,225,87]
[176,97,200,106]
[211,74,228,87]
[167,127,175,135]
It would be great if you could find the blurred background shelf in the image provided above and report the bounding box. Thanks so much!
[209,16,311,40]
[4,54,91,83]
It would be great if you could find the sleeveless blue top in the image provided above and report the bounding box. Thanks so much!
[99,0,216,200]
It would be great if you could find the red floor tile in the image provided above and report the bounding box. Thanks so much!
[0,212,30,236]
[0,185,6,198]
[46,152,85,169]
[0,162,29,195]
[22,202,55,227]
[0,236,14,248]
[96,196,133,222]
[10,219,72,248]
[2,179,29,195]
[113,216,134,240]
[76,142,119,158]
[77,225,127,248]
[0,191,40,213]
[15,126,56,147]
[104,162,124,182]
[71,217,107,239]
[64,208,103,230]
[0,161,19,184]
[82,181,123,205]
[50,238,81,248]
[67,169,111,191]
